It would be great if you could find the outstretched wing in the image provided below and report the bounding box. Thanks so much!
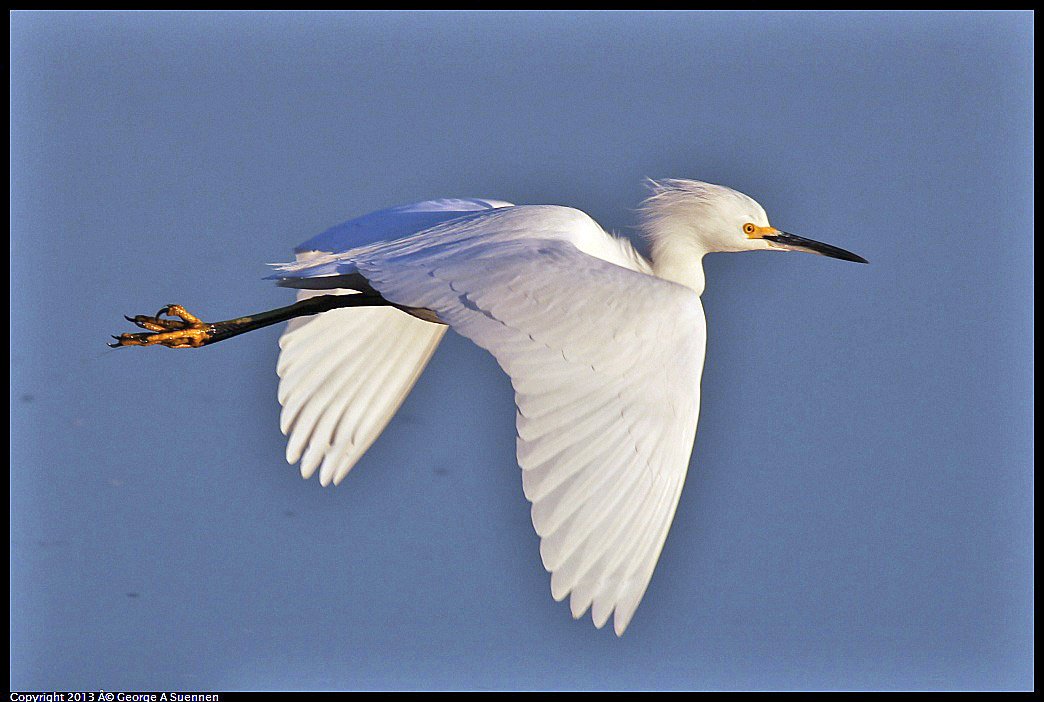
[273,206,706,635]
[277,198,511,486]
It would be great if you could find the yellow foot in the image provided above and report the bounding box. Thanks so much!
[111,304,213,348]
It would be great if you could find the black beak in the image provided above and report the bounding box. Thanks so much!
[763,231,868,264]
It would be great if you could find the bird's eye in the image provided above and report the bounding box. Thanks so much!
[743,223,756,235]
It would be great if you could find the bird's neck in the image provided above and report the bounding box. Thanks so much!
[649,233,708,296]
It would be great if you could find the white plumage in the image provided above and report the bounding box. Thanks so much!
[269,180,866,635]
[278,294,446,487]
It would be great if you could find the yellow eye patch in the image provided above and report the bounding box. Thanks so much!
[743,223,776,239]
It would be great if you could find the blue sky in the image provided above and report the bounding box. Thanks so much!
[10,11,1033,691]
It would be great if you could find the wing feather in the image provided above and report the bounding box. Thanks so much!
[274,206,706,634]
[275,199,513,485]
[278,296,446,484]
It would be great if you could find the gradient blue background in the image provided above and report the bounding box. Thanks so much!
[10,11,1033,691]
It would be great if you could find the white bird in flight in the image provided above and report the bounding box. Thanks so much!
[113,179,866,635]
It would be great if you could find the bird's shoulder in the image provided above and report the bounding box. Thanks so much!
[437,204,649,275]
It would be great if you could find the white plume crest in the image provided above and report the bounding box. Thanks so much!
[638,178,768,245]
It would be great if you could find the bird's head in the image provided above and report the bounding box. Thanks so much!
[639,178,867,263]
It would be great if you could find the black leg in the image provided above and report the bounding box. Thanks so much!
[111,293,434,349]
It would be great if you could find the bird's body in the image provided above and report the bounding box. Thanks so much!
[113,179,866,635]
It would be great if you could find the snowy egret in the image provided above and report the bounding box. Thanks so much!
[112,179,866,635]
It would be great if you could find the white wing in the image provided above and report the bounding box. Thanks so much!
[277,198,511,486]
[275,206,707,634]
